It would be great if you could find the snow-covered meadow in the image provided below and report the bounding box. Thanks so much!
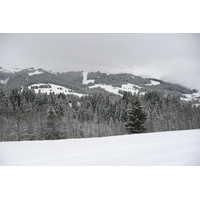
[28,83,85,97]
[1,129,200,166]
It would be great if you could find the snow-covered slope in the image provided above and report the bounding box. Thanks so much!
[0,66,24,73]
[28,83,86,97]
[1,129,200,166]
[28,69,44,76]
[0,67,11,74]
[82,71,95,84]
[146,80,160,86]
[89,83,144,96]
[181,92,200,102]
[0,77,9,85]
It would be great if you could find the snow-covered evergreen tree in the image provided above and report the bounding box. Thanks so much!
[43,107,61,140]
[125,96,147,134]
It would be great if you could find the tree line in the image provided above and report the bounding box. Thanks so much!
[0,88,200,141]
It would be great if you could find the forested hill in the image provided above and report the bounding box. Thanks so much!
[0,66,200,141]
[0,67,199,103]
[0,88,200,141]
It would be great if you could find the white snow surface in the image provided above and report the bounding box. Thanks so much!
[0,66,24,73]
[146,80,160,86]
[0,77,9,85]
[0,67,11,73]
[28,69,43,76]
[181,93,200,102]
[28,83,85,97]
[89,84,122,95]
[89,83,143,96]
[82,72,95,84]
[1,129,200,166]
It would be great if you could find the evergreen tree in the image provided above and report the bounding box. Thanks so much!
[125,97,147,134]
[43,107,61,140]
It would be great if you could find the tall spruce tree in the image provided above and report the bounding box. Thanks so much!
[125,96,147,134]
[43,107,61,140]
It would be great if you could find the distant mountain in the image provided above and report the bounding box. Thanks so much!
[0,66,199,104]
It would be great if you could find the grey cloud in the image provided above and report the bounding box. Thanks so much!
[0,33,199,90]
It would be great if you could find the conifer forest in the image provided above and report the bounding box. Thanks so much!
[0,88,200,141]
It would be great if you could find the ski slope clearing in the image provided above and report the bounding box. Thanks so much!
[82,71,95,84]
[1,129,200,166]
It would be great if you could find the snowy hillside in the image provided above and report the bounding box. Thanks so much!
[28,83,86,97]
[146,80,160,86]
[82,71,95,84]
[0,67,199,103]
[0,66,23,73]
[0,77,9,85]
[181,92,200,103]
[89,83,144,96]
[27,69,44,76]
[1,129,200,166]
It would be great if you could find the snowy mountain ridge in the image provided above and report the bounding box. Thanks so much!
[0,66,23,73]
[0,66,199,103]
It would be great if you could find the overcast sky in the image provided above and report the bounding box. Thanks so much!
[0,33,200,90]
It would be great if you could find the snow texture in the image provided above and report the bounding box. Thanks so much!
[28,83,85,97]
[28,69,43,76]
[181,93,200,103]
[0,66,23,73]
[0,67,11,74]
[1,129,200,166]
[146,80,160,86]
[0,77,9,85]
[82,72,95,84]
[89,83,143,96]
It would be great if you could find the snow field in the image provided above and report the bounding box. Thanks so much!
[181,92,200,102]
[28,83,85,97]
[89,83,143,96]
[83,71,145,95]
[146,80,160,86]
[1,129,200,166]
[0,66,23,73]
[0,77,9,85]
[28,69,43,76]
[82,71,95,84]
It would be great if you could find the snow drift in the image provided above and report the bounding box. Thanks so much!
[0,129,200,166]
